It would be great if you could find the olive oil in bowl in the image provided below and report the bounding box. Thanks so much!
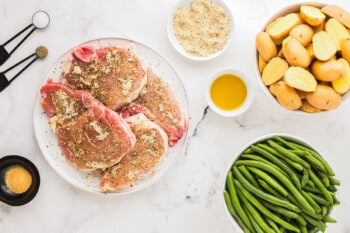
[210,74,247,110]
[206,68,255,117]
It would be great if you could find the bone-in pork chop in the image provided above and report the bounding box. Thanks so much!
[100,113,168,192]
[40,80,136,171]
[121,68,187,146]
[61,45,147,110]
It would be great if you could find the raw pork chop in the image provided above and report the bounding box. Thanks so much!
[121,68,187,146]
[61,45,147,110]
[40,80,136,171]
[100,113,168,192]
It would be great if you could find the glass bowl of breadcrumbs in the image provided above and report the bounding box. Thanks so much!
[167,0,234,61]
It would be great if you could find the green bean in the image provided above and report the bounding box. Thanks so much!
[273,136,299,150]
[303,184,322,194]
[301,190,322,214]
[305,179,315,189]
[327,185,337,192]
[226,171,254,231]
[295,215,307,226]
[234,161,314,214]
[306,192,329,206]
[301,213,326,232]
[308,227,318,233]
[258,179,286,199]
[257,143,304,171]
[288,142,335,176]
[322,215,337,223]
[321,206,328,216]
[280,227,286,233]
[243,147,255,154]
[308,169,333,204]
[266,217,281,233]
[301,169,309,188]
[328,176,341,186]
[251,145,301,189]
[260,200,299,219]
[292,150,326,172]
[223,191,251,233]
[319,172,330,187]
[232,166,300,212]
[240,153,289,177]
[237,188,278,233]
[243,203,262,233]
[299,224,308,233]
[235,179,301,232]
[329,192,340,205]
[238,165,261,188]
[267,140,310,169]
[247,166,289,196]
[285,194,321,218]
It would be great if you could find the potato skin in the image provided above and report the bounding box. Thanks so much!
[341,38,350,64]
[311,59,346,81]
[300,99,323,113]
[282,37,311,68]
[256,32,277,62]
[276,81,302,110]
[289,24,314,46]
[306,84,342,110]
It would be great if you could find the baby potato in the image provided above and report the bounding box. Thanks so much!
[313,31,337,61]
[284,66,317,92]
[322,5,350,28]
[306,84,342,110]
[300,99,323,113]
[311,59,346,82]
[341,38,350,64]
[268,13,302,40]
[256,32,277,62]
[325,18,350,50]
[276,81,302,110]
[300,5,326,26]
[269,82,278,96]
[262,57,289,85]
[332,58,350,94]
[258,54,267,73]
[282,36,311,68]
[289,24,314,46]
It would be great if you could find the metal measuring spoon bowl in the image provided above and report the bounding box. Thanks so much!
[32,11,50,29]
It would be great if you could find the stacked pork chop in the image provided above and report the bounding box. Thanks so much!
[40,44,187,192]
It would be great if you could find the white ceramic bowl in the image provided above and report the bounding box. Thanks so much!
[221,133,336,233]
[206,67,256,117]
[167,0,234,61]
[255,2,350,115]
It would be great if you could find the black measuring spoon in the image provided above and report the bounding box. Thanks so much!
[0,10,50,66]
[0,46,48,92]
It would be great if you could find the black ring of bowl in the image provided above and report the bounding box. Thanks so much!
[0,155,40,206]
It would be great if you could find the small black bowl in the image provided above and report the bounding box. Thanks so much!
[0,155,40,206]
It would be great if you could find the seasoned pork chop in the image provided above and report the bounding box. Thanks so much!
[61,45,147,110]
[121,68,187,146]
[100,113,168,192]
[40,80,136,171]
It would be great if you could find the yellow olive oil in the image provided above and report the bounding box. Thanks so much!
[210,74,247,110]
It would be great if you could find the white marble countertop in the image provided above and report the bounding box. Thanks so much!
[1,0,350,232]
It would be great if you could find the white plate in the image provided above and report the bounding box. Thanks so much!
[33,38,189,195]
[167,0,234,61]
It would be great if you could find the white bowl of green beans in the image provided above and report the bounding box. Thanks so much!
[223,133,340,233]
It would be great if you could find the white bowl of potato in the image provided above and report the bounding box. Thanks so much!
[255,3,350,113]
